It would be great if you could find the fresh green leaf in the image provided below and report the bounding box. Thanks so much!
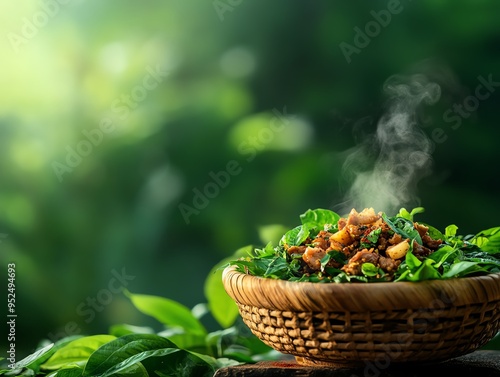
[14,343,55,371]
[299,208,340,234]
[442,261,486,278]
[361,263,379,277]
[50,366,83,377]
[404,248,421,270]
[124,291,207,336]
[82,334,177,377]
[473,227,500,253]
[108,324,155,337]
[361,228,382,248]
[280,224,310,247]
[263,256,294,278]
[320,253,330,272]
[397,207,424,221]
[445,224,459,239]
[205,248,249,329]
[427,245,457,268]
[422,223,445,241]
[143,350,218,377]
[13,337,83,373]
[157,327,207,353]
[41,335,116,371]
[382,213,422,244]
[398,258,441,282]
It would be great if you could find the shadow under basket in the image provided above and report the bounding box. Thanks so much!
[222,267,500,367]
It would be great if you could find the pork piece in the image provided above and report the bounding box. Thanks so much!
[346,208,381,226]
[388,233,403,245]
[302,246,327,270]
[286,245,307,255]
[349,250,379,264]
[338,217,347,230]
[312,230,333,250]
[414,222,429,238]
[414,222,443,250]
[422,234,442,249]
[342,250,379,275]
[378,255,401,272]
[345,224,366,238]
[412,240,433,258]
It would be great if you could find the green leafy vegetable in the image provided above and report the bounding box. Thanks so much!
[361,263,380,277]
[299,208,340,234]
[382,213,423,245]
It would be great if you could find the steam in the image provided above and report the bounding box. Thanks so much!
[337,74,441,215]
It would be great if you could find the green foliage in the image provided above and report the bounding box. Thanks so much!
[0,254,272,376]
[382,213,423,245]
[42,336,116,371]
[123,292,207,337]
[204,246,251,329]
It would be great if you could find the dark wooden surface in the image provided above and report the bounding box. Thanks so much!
[214,351,500,377]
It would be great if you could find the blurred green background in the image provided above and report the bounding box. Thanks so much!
[1,0,500,357]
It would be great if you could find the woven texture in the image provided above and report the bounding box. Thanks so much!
[223,268,500,366]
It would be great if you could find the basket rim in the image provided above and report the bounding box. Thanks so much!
[223,266,500,312]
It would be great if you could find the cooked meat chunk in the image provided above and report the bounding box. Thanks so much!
[303,247,327,270]
[378,255,401,272]
[337,217,347,230]
[287,245,307,255]
[412,240,433,258]
[346,208,380,226]
[414,223,429,238]
[422,234,442,249]
[348,250,379,265]
[388,233,403,245]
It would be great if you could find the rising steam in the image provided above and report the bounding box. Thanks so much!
[337,74,441,215]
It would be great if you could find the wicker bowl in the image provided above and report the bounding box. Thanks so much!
[222,267,500,366]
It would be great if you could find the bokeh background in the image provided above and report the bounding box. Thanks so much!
[1,0,500,357]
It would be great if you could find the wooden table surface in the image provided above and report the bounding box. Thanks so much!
[214,350,500,377]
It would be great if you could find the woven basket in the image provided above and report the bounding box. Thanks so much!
[222,267,500,366]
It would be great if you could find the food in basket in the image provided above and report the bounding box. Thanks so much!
[228,207,500,282]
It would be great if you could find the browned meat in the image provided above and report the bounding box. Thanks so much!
[303,247,327,270]
[342,250,379,276]
[287,245,307,255]
[378,255,401,272]
[388,233,403,245]
[349,250,379,264]
[337,217,347,230]
[342,261,362,276]
[412,240,433,258]
[414,223,429,238]
[346,208,381,226]
[422,234,442,249]
[312,230,332,250]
